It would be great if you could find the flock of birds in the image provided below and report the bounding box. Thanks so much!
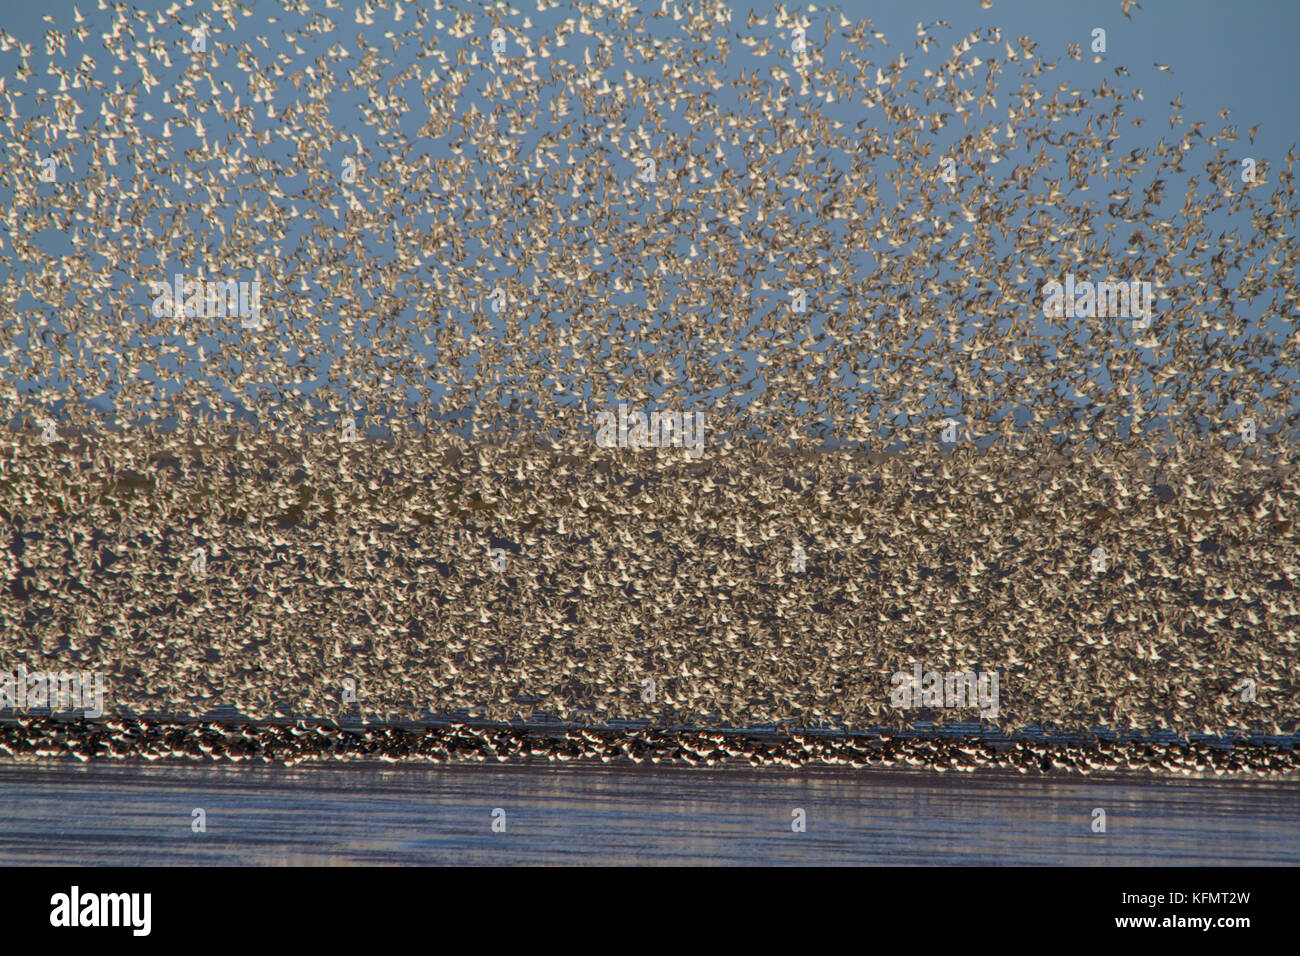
[4,717,1296,775]
[0,0,1297,764]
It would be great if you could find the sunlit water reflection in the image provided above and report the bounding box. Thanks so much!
[1,761,1297,865]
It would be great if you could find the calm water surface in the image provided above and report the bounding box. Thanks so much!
[1,761,1297,865]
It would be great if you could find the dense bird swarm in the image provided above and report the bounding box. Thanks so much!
[3,433,1297,734]
[0,0,1297,743]
[4,717,1298,776]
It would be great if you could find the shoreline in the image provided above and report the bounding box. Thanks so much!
[2,716,1295,777]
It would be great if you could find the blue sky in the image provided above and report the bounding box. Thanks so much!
[1,0,1296,445]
